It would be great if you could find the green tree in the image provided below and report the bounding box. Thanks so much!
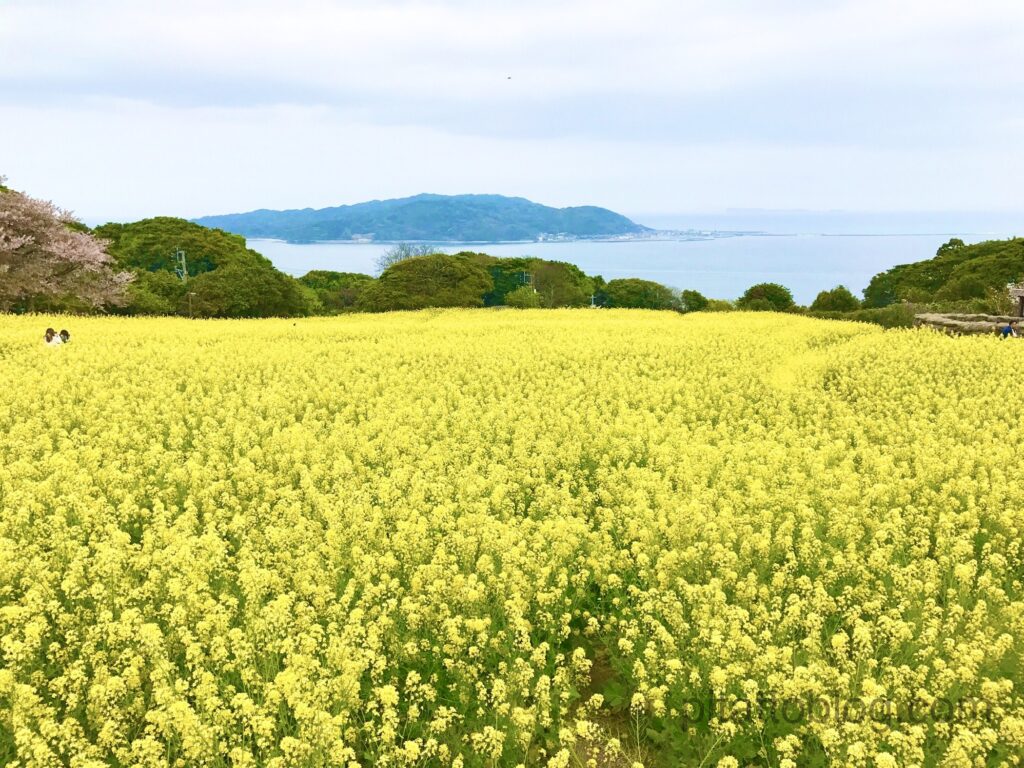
[96,217,315,317]
[187,262,316,318]
[861,272,900,308]
[299,271,375,313]
[478,257,536,306]
[123,270,187,315]
[737,282,795,312]
[533,261,593,307]
[358,254,493,312]
[450,252,612,308]
[94,217,246,276]
[863,237,1024,307]
[679,289,709,313]
[505,285,542,308]
[604,278,678,310]
[810,285,861,312]
[937,237,966,256]
[935,275,987,301]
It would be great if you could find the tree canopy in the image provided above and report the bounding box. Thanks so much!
[737,282,795,312]
[95,217,316,317]
[863,237,1024,307]
[443,254,599,309]
[679,289,709,313]
[504,285,542,308]
[188,262,317,318]
[94,217,248,276]
[603,278,678,310]
[357,254,493,312]
[474,256,537,306]
[298,271,375,313]
[810,285,861,312]
[532,260,593,308]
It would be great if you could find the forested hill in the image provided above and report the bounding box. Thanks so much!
[193,194,651,243]
[863,237,1024,306]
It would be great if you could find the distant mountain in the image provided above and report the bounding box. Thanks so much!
[193,194,651,243]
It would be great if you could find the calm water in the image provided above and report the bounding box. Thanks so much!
[251,233,998,305]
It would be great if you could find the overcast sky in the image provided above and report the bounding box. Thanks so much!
[2,0,1023,224]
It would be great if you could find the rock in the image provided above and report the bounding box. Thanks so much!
[914,313,1020,335]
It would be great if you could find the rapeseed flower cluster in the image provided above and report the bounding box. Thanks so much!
[0,310,1021,767]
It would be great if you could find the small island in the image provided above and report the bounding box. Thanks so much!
[193,193,653,243]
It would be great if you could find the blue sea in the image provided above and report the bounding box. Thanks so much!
[249,212,1020,305]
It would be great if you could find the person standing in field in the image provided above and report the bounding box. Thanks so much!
[59,329,70,344]
[999,320,1018,339]
[44,328,62,346]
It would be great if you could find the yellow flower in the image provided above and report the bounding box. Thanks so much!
[0,310,1020,765]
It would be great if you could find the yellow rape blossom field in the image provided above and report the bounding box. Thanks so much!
[1,310,1023,768]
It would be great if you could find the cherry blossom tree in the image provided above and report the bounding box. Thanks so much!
[0,177,132,312]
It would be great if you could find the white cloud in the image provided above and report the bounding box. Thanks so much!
[2,100,1022,222]
[1,0,1023,216]
[4,0,1023,101]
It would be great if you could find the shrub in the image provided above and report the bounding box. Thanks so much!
[806,303,917,328]
[703,299,735,312]
[740,297,775,312]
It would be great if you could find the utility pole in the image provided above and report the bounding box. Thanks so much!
[522,271,535,291]
[174,249,188,283]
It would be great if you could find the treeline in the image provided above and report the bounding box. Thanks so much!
[4,178,1021,325]
[0,183,833,318]
[862,237,1024,310]
[94,217,721,316]
[100,220,1022,325]
[303,251,716,314]
[804,237,1024,328]
[17,211,728,317]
